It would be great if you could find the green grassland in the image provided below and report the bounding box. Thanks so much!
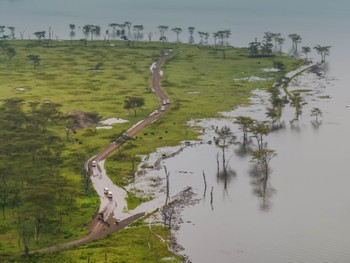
[0,39,303,262]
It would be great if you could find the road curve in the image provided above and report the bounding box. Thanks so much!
[38,50,173,253]
[94,51,173,161]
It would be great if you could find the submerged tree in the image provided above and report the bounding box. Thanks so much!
[313,45,331,62]
[251,149,277,181]
[310,107,322,123]
[216,126,236,180]
[290,93,306,121]
[234,116,255,143]
[301,46,311,61]
[288,33,302,54]
[249,120,271,150]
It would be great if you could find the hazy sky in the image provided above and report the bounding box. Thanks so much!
[1,0,349,46]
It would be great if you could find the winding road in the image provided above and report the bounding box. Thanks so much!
[38,50,173,253]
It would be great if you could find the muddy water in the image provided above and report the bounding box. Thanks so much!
[139,56,350,262]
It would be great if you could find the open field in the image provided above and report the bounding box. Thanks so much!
[0,39,302,261]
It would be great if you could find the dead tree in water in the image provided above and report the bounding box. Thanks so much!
[210,187,214,210]
[164,166,170,205]
[216,126,236,175]
[202,170,207,197]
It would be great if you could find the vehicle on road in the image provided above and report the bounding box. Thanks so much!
[160,106,165,111]
[107,191,113,198]
[166,98,170,104]
[92,160,97,167]
[163,99,167,105]
[104,187,109,194]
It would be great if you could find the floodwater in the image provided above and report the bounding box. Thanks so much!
[2,0,350,262]
[141,64,350,262]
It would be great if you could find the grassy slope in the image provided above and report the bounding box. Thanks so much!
[0,40,302,262]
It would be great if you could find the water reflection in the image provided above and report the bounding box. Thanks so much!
[249,164,276,212]
[234,141,254,159]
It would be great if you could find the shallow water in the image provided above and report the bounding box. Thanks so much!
[3,1,350,261]
[138,65,350,262]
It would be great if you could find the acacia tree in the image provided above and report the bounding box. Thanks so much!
[216,126,236,176]
[188,26,195,44]
[33,31,45,41]
[249,120,271,150]
[290,93,305,121]
[18,219,33,259]
[133,25,144,41]
[8,26,15,39]
[82,25,91,39]
[248,40,260,56]
[84,111,102,133]
[276,36,285,55]
[251,149,277,180]
[109,23,118,39]
[5,47,16,61]
[234,116,255,143]
[288,33,302,54]
[124,21,132,37]
[157,25,169,38]
[69,24,76,42]
[27,54,41,69]
[171,27,182,43]
[198,31,206,44]
[62,115,79,142]
[91,25,101,40]
[271,32,281,50]
[314,45,331,62]
[301,46,311,60]
[124,97,145,117]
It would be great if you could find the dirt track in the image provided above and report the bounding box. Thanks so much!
[38,51,172,253]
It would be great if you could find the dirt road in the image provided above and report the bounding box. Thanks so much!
[38,51,172,253]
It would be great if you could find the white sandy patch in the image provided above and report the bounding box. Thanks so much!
[262,67,280,72]
[159,70,164,76]
[233,77,249,81]
[235,76,273,82]
[96,126,113,130]
[100,117,129,125]
[248,76,273,82]
[187,91,201,94]
[17,87,28,91]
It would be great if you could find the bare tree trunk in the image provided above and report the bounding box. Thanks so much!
[164,166,170,205]
[210,187,214,210]
[202,170,207,197]
[216,152,220,175]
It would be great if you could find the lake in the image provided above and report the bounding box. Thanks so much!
[2,0,350,262]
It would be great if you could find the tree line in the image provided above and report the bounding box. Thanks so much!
[0,98,103,259]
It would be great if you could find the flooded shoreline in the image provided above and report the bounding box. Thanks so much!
[129,63,350,262]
